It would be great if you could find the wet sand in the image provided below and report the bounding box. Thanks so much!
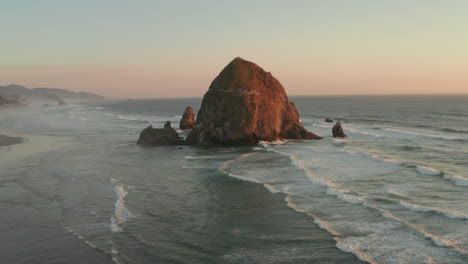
[0,130,76,167]
[0,130,114,264]
[0,134,24,146]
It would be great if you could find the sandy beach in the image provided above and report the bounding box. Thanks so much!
[0,130,77,167]
[0,134,24,146]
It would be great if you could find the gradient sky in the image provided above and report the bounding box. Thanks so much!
[1,1,467,98]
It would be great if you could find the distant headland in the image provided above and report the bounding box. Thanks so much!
[0,84,105,109]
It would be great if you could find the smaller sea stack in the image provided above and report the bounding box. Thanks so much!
[179,106,196,129]
[58,99,67,106]
[324,118,333,123]
[137,121,182,146]
[332,121,347,138]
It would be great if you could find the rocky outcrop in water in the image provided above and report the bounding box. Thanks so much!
[179,106,196,129]
[58,99,67,106]
[186,57,321,144]
[137,121,182,146]
[324,118,333,123]
[332,121,347,138]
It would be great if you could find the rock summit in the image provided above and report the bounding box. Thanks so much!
[187,57,321,144]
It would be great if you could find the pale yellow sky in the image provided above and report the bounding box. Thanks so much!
[1,1,467,98]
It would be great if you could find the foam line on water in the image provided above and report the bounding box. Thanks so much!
[184,155,217,160]
[400,201,468,220]
[443,174,468,186]
[346,127,386,138]
[339,148,401,166]
[267,147,339,188]
[415,165,468,187]
[284,188,382,264]
[263,183,280,193]
[110,178,134,233]
[335,237,378,264]
[219,152,261,184]
[367,203,468,254]
[384,128,466,141]
[272,145,468,255]
[283,188,342,237]
[416,166,441,175]
[326,187,366,204]
[359,192,468,253]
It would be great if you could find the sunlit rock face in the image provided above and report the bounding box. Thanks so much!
[179,106,196,129]
[187,57,321,145]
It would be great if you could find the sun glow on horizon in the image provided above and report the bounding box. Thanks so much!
[1,1,467,98]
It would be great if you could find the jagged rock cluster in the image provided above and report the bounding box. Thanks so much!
[137,121,182,146]
[137,57,323,146]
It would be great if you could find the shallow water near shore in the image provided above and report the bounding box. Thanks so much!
[1,95,468,263]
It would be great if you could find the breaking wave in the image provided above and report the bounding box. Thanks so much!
[110,178,134,232]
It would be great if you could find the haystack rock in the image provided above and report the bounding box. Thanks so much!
[179,106,196,129]
[186,57,321,144]
[137,121,182,146]
[332,121,347,138]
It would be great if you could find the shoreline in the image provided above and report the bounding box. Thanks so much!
[0,130,77,168]
[0,128,114,264]
[0,134,24,147]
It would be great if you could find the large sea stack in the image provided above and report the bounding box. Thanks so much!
[187,57,321,144]
[179,106,196,129]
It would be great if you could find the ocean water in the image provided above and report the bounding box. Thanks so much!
[1,95,468,263]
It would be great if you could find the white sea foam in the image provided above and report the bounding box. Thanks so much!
[184,155,217,160]
[326,188,365,204]
[331,138,347,144]
[400,201,468,220]
[443,174,468,186]
[110,178,134,232]
[339,148,401,166]
[282,189,342,237]
[346,127,386,138]
[416,166,441,175]
[258,141,270,148]
[372,205,468,254]
[268,148,339,188]
[385,128,466,141]
[69,110,88,122]
[312,123,333,129]
[335,237,378,264]
[219,153,261,184]
[263,183,280,193]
